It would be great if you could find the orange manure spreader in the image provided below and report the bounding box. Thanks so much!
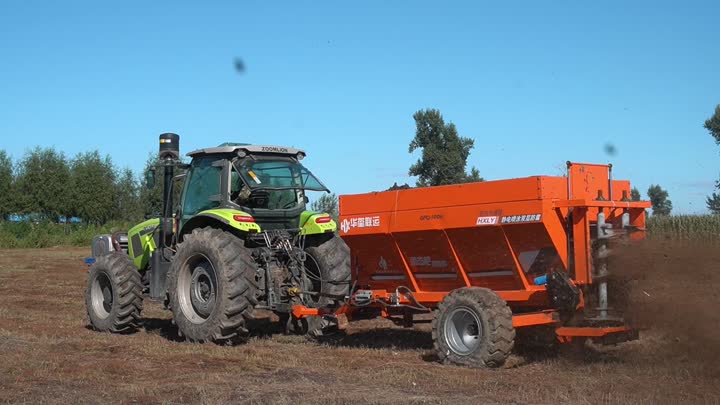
[293,162,650,367]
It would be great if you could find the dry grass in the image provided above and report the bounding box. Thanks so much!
[1,245,719,404]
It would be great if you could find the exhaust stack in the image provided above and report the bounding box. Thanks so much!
[150,133,180,300]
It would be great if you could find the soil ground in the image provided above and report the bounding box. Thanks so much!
[1,240,719,404]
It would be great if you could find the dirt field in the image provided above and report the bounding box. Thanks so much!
[1,240,719,404]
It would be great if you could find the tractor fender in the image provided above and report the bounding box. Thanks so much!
[179,208,262,241]
[299,211,337,236]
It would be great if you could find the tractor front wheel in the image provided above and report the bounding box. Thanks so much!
[168,227,259,342]
[85,253,143,333]
[432,287,515,368]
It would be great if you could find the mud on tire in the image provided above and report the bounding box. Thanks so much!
[168,227,259,342]
[85,252,143,333]
[432,287,515,368]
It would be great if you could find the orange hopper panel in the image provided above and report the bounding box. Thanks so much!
[339,163,650,312]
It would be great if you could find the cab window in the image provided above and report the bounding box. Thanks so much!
[181,158,222,218]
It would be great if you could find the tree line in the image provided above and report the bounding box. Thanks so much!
[4,105,717,225]
[0,148,161,225]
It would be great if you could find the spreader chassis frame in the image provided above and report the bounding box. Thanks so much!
[294,162,650,342]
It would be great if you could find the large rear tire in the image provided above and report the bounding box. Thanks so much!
[300,235,351,337]
[432,287,515,368]
[85,252,143,333]
[168,227,259,342]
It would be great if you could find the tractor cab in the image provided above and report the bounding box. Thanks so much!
[180,144,330,233]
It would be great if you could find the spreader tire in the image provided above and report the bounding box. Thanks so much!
[85,252,143,333]
[168,227,259,342]
[432,287,515,368]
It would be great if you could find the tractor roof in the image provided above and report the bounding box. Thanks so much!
[187,143,306,158]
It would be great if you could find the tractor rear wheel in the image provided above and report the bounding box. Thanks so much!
[168,227,259,342]
[300,235,351,338]
[432,287,515,368]
[85,252,143,333]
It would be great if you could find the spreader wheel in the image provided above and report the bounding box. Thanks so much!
[432,287,515,368]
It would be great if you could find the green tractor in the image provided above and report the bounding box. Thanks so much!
[85,133,350,341]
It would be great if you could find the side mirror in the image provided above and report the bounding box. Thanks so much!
[145,168,156,189]
[304,195,309,204]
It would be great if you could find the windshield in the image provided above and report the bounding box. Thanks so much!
[230,159,327,210]
[235,160,328,192]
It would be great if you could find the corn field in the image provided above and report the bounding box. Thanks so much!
[647,214,720,241]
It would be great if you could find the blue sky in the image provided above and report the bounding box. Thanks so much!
[1,1,718,213]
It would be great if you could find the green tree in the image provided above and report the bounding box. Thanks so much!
[139,154,163,218]
[466,167,482,183]
[137,153,188,220]
[311,192,339,222]
[15,147,72,222]
[408,109,483,186]
[704,105,720,213]
[69,151,116,225]
[707,191,720,214]
[387,182,411,191]
[647,184,672,216]
[114,167,141,222]
[0,151,13,220]
[630,187,641,202]
[704,104,720,145]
